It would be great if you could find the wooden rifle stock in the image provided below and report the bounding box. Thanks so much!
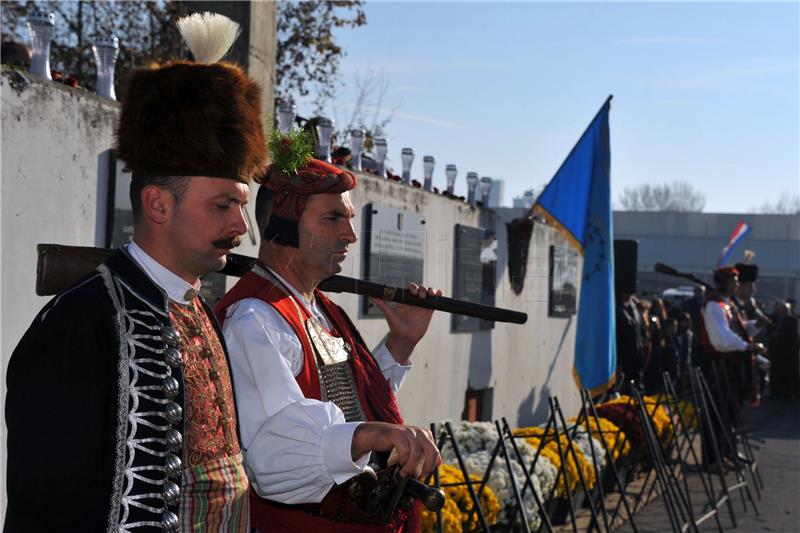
[36,244,114,296]
[36,244,528,325]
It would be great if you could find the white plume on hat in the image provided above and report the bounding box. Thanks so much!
[177,12,241,64]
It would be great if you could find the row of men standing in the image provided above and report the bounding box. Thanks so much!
[617,262,798,403]
[616,255,800,466]
[5,13,441,532]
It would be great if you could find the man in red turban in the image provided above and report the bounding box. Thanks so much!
[697,266,765,467]
[216,131,441,532]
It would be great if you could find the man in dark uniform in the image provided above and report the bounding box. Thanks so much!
[734,263,770,402]
[5,13,268,532]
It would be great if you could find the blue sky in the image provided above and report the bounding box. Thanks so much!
[301,1,799,212]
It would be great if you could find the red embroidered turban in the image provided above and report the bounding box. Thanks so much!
[261,158,357,221]
[713,267,739,286]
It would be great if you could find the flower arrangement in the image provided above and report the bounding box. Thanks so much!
[427,396,700,530]
[435,422,561,530]
[440,421,499,463]
[594,399,647,454]
[513,439,558,500]
[595,394,675,465]
[642,395,674,444]
[651,395,700,431]
[676,400,699,429]
[599,395,670,434]
[575,416,631,460]
[421,463,501,532]
[572,429,607,472]
[513,427,596,496]
[421,493,461,533]
[464,450,541,530]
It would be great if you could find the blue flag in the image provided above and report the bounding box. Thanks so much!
[533,97,615,395]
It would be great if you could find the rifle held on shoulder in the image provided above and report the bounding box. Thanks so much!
[36,243,528,325]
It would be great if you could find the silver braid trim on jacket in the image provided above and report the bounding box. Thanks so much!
[100,264,131,533]
[99,265,180,532]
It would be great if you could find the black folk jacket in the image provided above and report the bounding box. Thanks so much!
[5,249,229,532]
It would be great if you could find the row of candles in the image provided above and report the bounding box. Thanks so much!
[26,8,120,98]
[278,103,494,206]
[24,8,494,207]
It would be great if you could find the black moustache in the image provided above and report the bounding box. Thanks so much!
[212,237,241,249]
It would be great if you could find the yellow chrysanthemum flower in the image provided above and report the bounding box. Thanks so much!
[513,427,596,497]
[643,395,674,444]
[571,416,631,460]
[421,495,461,533]
[421,463,501,532]
[601,394,675,445]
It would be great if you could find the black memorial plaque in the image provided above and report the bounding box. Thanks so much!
[548,244,578,317]
[452,224,496,332]
[361,203,426,316]
[106,153,228,304]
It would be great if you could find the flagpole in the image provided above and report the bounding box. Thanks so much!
[531,94,613,213]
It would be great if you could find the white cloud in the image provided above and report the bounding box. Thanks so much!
[620,35,724,46]
[392,110,461,129]
[333,100,461,129]
[340,59,499,76]
[652,58,799,89]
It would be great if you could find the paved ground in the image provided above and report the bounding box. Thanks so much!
[615,398,800,533]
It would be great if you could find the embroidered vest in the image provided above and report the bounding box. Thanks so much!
[168,298,249,531]
[698,294,751,360]
[169,300,241,464]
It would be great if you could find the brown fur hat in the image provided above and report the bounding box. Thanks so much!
[734,263,758,283]
[115,60,268,183]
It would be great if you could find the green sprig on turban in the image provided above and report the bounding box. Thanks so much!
[267,127,315,176]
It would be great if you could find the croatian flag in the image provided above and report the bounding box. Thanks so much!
[717,221,750,267]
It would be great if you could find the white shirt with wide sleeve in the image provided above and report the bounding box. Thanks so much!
[703,298,749,353]
[222,269,412,504]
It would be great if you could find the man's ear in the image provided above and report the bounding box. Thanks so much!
[140,185,172,225]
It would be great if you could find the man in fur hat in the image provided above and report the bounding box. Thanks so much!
[216,131,442,532]
[733,263,769,327]
[5,13,267,532]
[734,262,771,401]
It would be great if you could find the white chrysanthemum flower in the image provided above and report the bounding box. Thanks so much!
[460,449,543,531]
[572,430,607,470]
[437,422,558,530]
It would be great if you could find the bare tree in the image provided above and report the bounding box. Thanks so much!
[618,180,706,212]
[275,1,366,112]
[331,66,400,151]
[749,193,800,214]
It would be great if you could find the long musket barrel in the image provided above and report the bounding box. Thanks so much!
[36,244,528,325]
[653,262,713,291]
